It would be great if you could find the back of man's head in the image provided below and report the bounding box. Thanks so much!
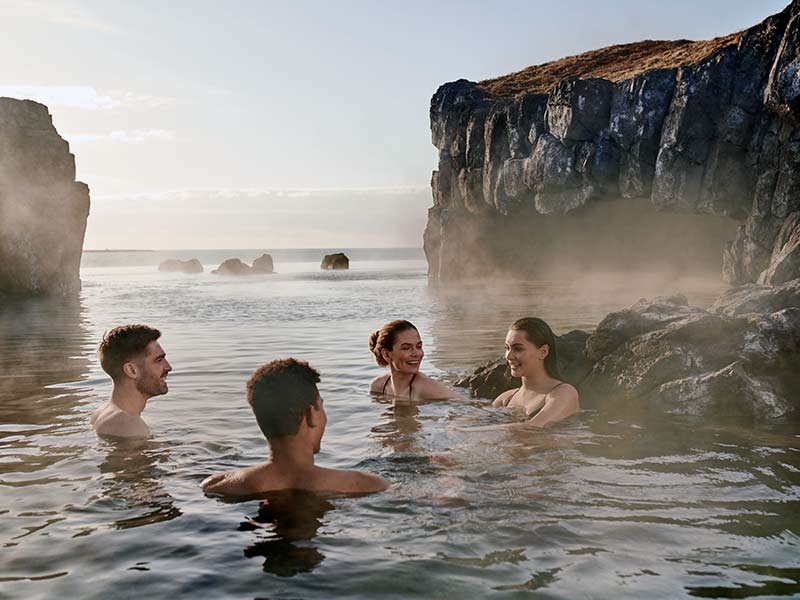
[98,324,161,382]
[247,358,321,439]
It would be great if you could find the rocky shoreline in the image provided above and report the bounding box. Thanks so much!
[425,1,800,286]
[458,279,800,419]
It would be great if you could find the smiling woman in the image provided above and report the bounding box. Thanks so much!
[492,317,579,428]
[368,319,461,403]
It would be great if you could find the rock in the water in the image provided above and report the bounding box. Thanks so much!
[321,253,349,270]
[710,278,800,316]
[158,258,203,273]
[0,98,90,296]
[212,258,251,276]
[251,253,274,274]
[459,281,800,420]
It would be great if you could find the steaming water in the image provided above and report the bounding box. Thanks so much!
[1,249,798,599]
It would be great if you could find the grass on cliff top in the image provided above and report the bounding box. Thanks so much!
[478,33,742,97]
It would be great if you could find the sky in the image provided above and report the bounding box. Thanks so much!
[0,0,788,249]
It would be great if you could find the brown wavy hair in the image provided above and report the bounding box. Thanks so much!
[510,317,561,379]
[368,320,418,367]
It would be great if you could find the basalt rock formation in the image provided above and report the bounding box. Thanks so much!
[212,258,252,276]
[252,253,274,274]
[458,280,800,419]
[320,253,349,270]
[426,1,800,284]
[211,254,275,276]
[0,98,90,297]
[158,258,204,273]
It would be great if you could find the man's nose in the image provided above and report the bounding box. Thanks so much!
[165,360,173,372]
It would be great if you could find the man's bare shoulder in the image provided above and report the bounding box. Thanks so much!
[201,466,271,497]
[92,405,150,439]
[316,467,389,494]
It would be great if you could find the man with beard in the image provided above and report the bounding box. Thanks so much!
[201,358,388,496]
[91,324,172,439]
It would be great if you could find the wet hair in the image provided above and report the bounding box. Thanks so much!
[98,324,161,381]
[368,320,418,367]
[510,317,562,380]
[247,358,321,439]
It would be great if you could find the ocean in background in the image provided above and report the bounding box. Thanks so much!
[1,248,798,599]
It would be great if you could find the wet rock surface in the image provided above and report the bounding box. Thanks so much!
[0,98,90,297]
[458,280,800,419]
[252,254,274,274]
[426,2,800,285]
[320,253,349,270]
[158,258,203,273]
[212,258,252,276]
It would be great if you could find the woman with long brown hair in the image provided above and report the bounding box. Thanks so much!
[492,317,579,427]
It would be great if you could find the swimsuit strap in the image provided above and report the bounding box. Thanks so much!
[504,387,521,407]
[546,382,565,399]
[383,373,418,400]
[526,381,565,420]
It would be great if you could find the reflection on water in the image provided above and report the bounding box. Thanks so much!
[95,438,181,530]
[239,492,335,577]
[0,258,798,598]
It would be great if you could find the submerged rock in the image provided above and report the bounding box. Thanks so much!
[212,258,251,276]
[158,258,203,273]
[458,280,800,420]
[320,253,349,270]
[0,98,90,297]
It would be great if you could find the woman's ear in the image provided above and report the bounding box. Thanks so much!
[381,347,391,364]
[540,344,549,360]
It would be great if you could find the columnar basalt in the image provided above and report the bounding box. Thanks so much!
[0,98,90,297]
[425,2,800,285]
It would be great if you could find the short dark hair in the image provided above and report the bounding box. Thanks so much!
[98,324,161,381]
[247,358,321,438]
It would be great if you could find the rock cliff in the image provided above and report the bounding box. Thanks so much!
[0,98,90,297]
[426,2,800,284]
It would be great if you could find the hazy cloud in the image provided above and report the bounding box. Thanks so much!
[66,129,175,144]
[3,0,118,32]
[0,85,174,110]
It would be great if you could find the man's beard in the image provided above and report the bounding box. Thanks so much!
[136,372,168,398]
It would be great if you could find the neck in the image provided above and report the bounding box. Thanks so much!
[389,368,415,387]
[110,383,148,416]
[267,436,316,471]
[520,368,557,392]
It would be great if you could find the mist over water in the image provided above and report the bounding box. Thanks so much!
[1,250,798,598]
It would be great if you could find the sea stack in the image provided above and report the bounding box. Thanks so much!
[321,252,349,270]
[251,253,274,273]
[159,258,204,273]
[0,98,90,297]
[425,1,800,285]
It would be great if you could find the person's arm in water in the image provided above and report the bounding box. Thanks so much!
[459,384,579,431]
[526,383,579,428]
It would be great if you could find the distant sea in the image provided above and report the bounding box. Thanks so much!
[1,247,798,598]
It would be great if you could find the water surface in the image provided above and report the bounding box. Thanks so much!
[1,250,798,598]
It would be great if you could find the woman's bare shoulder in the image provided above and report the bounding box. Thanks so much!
[370,374,389,393]
[415,373,461,400]
[493,388,517,407]
[551,382,579,405]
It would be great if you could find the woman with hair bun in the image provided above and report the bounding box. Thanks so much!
[493,317,579,427]
[368,320,460,403]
